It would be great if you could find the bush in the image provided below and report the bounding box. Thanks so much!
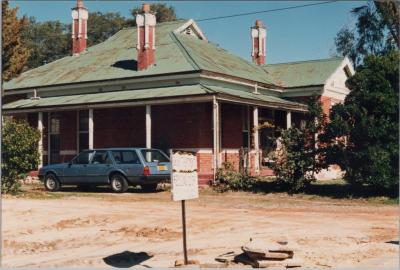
[272,128,316,193]
[2,119,40,194]
[212,162,255,192]
[271,96,325,193]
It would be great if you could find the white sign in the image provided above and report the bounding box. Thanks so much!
[171,150,199,201]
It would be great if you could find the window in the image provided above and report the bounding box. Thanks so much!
[112,151,141,164]
[73,151,94,164]
[78,110,89,152]
[91,151,112,165]
[141,149,169,163]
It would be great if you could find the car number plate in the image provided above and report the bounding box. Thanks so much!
[157,165,167,171]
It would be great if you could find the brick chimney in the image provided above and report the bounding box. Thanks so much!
[136,3,156,70]
[251,20,266,65]
[71,0,88,55]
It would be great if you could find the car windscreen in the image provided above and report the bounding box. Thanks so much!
[112,150,140,164]
[141,149,169,163]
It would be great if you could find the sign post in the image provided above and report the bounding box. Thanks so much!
[170,150,199,265]
[181,200,188,265]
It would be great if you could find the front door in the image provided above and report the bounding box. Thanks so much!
[62,151,94,184]
[86,151,113,184]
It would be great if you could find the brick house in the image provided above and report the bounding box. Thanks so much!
[3,2,354,184]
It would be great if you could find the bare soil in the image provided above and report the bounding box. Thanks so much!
[1,185,398,268]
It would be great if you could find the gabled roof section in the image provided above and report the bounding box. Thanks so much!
[4,20,196,90]
[174,33,275,85]
[173,19,207,41]
[263,57,345,88]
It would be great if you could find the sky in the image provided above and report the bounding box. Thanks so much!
[10,0,366,64]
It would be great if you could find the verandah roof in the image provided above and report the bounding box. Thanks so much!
[3,84,306,113]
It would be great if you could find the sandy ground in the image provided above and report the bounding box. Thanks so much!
[1,185,399,268]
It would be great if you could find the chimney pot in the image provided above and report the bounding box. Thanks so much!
[251,20,266,65]
[77,0,84,8]
[142,3,150,13]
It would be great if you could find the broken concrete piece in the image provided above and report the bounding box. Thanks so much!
[233,253,258,268]
[215,251,237,263]
[243,249,290,261]
[175,259,200,267]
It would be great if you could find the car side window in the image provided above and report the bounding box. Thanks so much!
[112,151,140,164]
[73,151,94,164]
[91,151,112,165]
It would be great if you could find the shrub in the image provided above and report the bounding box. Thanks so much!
[272,128,315,193]
[271,96,325,193]
[212,162,255,192]
[2,119,40,194]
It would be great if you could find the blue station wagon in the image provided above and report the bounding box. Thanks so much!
[38,148,171,193]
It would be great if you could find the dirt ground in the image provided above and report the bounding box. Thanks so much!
[1,184,399,268]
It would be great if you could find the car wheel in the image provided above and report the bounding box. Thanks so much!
[44,173,60,192]
[141,183,158,192]
[110,174,128,193]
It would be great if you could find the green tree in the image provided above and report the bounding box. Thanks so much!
[87,11,130,47]
[130,3,177,25]
[321,52,399,189]
[272,97,326,193]
[2,119,40,194]
[2,0,31,82]
[335,1,399,67]
[22,17,70,68]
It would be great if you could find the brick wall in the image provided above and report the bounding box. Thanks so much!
[221,103,242,148]
[94,107,146,148]
[152,103,212,150]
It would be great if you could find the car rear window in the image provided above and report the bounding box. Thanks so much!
[141,149,169,163]
[112,151,140,164]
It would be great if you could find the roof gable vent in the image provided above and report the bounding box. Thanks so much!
[174,19,208,41]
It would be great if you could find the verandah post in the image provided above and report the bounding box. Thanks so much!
[146,105,151,149]
[88,109,94,149]
[253,106,259,173]
[38,112,44,168]
[286,110,292,129]
[212,96,220,180]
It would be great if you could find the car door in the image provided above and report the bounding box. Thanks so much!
[62,151,93,184]
[111,150,143,181]
[86,150,113,184]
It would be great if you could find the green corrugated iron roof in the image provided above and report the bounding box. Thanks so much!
[3,19,345,93]
[3,85,210,109]
[4,19,274,91]
[3,84,305,111]
[263,57,344,88]
[4,20,196,90]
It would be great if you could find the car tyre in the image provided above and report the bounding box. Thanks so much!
[110,174,128,193]
[44,173,60,192]
[141,183,158,192]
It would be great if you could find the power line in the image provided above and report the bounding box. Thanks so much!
[196,1,339,22]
